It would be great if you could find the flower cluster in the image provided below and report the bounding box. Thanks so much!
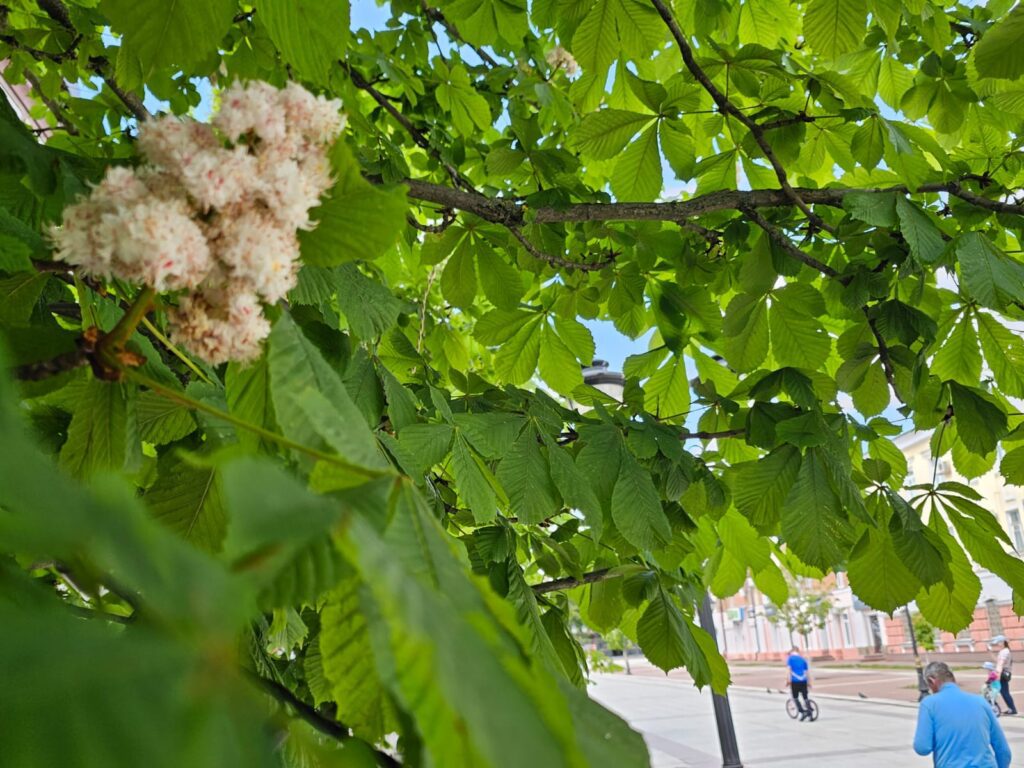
[545,46,579,76]
[51,81,345,364]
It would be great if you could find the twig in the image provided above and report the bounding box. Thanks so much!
[406,208,456,233]
[507,226,614,272]
[648,0,833,234]
[35,0,150,121]
[422,3,499,68]
[742,206,839,278]
[244,671,402,768]
[532,568,615,594]
[21,70,79,135]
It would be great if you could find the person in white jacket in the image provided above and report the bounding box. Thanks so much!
[991,636,1018,716]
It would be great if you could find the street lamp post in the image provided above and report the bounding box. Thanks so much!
[904,606,930,701]
[582,362,743,768]
[699,594,744,768]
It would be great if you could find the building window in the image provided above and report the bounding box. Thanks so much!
[841,613,853,646]
[1008,508,1024,552]
[934,459,950,484]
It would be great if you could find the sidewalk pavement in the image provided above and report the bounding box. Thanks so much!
[588,669,1024,768]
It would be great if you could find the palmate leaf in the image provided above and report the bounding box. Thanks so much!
[781,449,855,569]
[930,312,981,384]
[973,3,1024,80]
[846,527,920,614]
[731,444,802,530]
[137,390,196,446]
[610,124,662,202]
[572,109,654,160]
[769,299,831,370]
[956,233,1024,311]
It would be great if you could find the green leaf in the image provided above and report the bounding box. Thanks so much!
[258,0,349,86]
[0,272,46,327]
[769,300,831,370]
[336,264,406,339]
[477,244,525,310]
[610,125,662,201]
[732,445,802,530]
[843,191,897,227]
[497,425,558,525]
[320,577,396,740]
[136,390,196,446]
[781,449,855,569]
[977,313,1024,398]
[895,197,945,266]
[643,353,690,421]
[949,381,1008,456]
[974,4,1024,81]
[851,119,885,168]
[451,433,500,522]
[930,314,981,384]
[225,359,275,451]
[956,232,1024,311]
[441,238,478,309]
[538,321,584,395]
[436,70,492,136]
[916,532,982,633]
[846,527,920,613]
[612,450,671,550]
[722,294,769,373]
[803,0,867,60]
[299,144,407,266]
[101,0,236,77]
[494,316,543,385]
[267,313,385,470]
[636,587,729,692]
[573,110,654,160]
[145,453,226,553]
[542,433,603,537]
[58,378,134,480]
[1002,446,1024,486]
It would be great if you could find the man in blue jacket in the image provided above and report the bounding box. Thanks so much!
[914,661,1011,768]
[786,646,812,721]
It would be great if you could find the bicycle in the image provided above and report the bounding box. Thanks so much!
[786,697,820,721]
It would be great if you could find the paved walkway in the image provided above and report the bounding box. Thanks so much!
[588,671,1024,767]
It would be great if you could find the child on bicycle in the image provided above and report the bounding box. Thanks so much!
[983,661,1003,716]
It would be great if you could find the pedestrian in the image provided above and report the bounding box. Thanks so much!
[913,661,1011,768]
[990,635,1017,715]
[786,646,812,722]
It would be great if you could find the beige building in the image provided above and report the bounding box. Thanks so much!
[711,428,1024,661]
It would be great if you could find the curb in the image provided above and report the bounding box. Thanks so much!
[730,685,919,709]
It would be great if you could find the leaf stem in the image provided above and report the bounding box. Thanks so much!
[139,316,215,385]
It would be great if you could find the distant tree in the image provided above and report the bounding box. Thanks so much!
[768,586,833,649]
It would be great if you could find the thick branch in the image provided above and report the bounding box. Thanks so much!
[682,428,746,440]
[245,671,401,768]
[400,178,1024,227]
[532,568,614,594]
[648,0,831,233]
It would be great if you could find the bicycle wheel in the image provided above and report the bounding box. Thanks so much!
[807,700,820,721]
[785,698,798,719]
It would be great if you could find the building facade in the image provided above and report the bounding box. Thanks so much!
[710,429,1024,661]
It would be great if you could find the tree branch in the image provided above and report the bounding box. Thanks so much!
[532,568,615,594]
[399,178,1024,227]
[35,0,150,121]
[421,3,500,68]
[682,428,746,440]
[648,0,833,233]
[507,225,614,272]
[245,671,401,768]
[741,206,839,278]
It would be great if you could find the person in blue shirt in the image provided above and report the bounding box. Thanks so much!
[786,646,812,721]
[914,661,1011,768]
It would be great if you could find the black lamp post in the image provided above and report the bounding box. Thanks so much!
[582,362,744,768]
[698,594,744,768]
